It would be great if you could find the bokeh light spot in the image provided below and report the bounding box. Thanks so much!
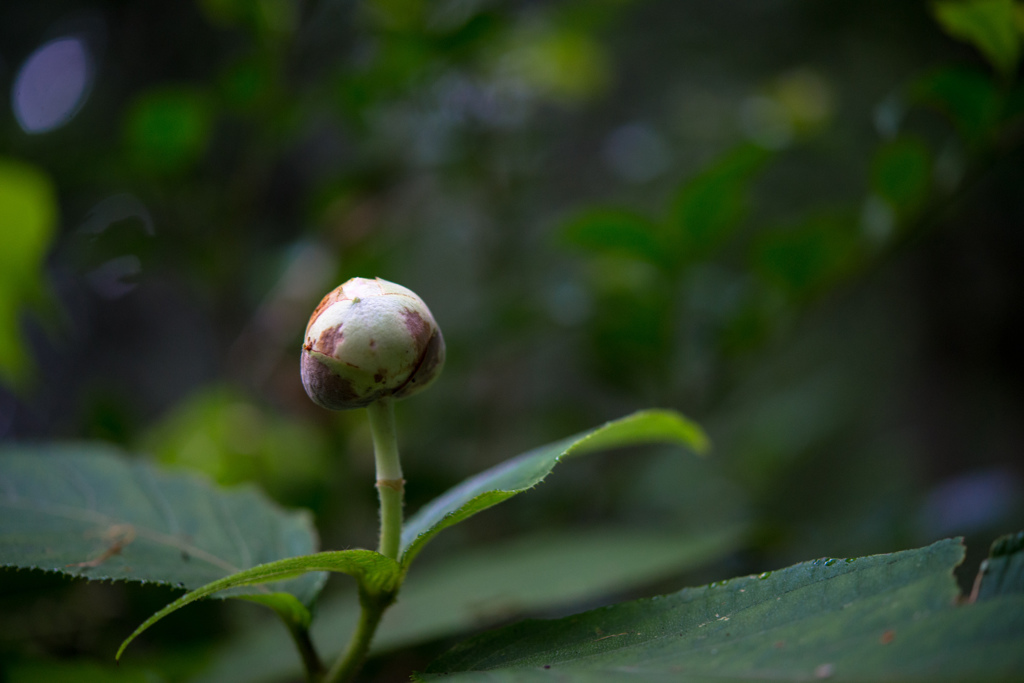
[604,123,672,184]
[12,37,93,134]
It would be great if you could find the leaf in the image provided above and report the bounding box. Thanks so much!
[0,442,325,606]
[912,67,1001,144]
[669,145,770,261]
[117,548,400,660]
[871,137,932,217]
[7,656,196,683]
[753,210,864,299]
[0,158,57,389]
[973,530,1024,601]
[934,0,1020,75]
[399,410,708,568]
[424,537,1024,681]
[140,385,330,505]
[558,208,668,267]
[124,86,213,175]
[499,26,610,102]
[189,526,743,683]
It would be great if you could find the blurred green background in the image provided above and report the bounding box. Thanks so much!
[2,0,1023,680]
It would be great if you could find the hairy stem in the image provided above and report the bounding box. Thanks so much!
[286,622,325,683]
[324,588,393,683]
[324,399,405,683]
[367,398,403,561]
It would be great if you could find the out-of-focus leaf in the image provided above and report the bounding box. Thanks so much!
[199,0,298,37]
[124,87,213,175]
[558,208,667,267]
[0,159,57,388]
[584,273,674,389]
[7,657,193,683]
[495,26,609,102]
[0,443,325,606]
[934,0,1020,75]
[768,68,835,134]
[424,537,1024,681]
[140,386,330,506]
[117,549,399,660]
[913,68,1001,145]
[670,145,770,262]
[974,530,1024,601]
[400,410,708,568]
[871,137,931,216]
[219,55,279,111]
[190,527,744,683]
[365,0,426,31]
[753,211,864,298]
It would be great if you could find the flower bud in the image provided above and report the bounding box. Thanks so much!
[300,277,445,410]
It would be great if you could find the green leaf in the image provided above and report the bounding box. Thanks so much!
[0,442,324,606]
[558,208,668,267]
[0,158,58,389]
[974,530,1024,601]
[753,210,864,299]
[497,27,610,102]
[189,526,743,683]
[7,656,198,683]
[912,67,1001,144]
[140,385,330,505]
[124,86,213,175]
[117,549,400,660]
[399,410,708,568]
[870,137,932,216]
[669,145,770,261]
[934,0,1020,75]
[238,592,315,630]
[424,537,1024,681]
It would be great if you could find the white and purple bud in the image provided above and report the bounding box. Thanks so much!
[300,277,445,410]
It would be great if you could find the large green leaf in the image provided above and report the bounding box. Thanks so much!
[424,537,1024,681]
[189,526,743,683]
[399,410,708,567]
[0,442,324,606]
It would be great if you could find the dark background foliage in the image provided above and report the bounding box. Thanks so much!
[2,0,1023,680]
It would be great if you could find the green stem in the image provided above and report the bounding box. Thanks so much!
[323,588,393,683]
[323,399,405,683]
[366,398,403,561]
[286,622,325,683]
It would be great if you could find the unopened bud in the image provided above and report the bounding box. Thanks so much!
[300,277,445,410]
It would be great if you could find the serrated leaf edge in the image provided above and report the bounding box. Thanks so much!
[399,409,708,568]
[117,549,400,661]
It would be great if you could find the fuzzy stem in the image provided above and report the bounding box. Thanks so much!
[366,398,404,561]
[286,622,325,683]
[323,588,391,683]
[324,399,405,683]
